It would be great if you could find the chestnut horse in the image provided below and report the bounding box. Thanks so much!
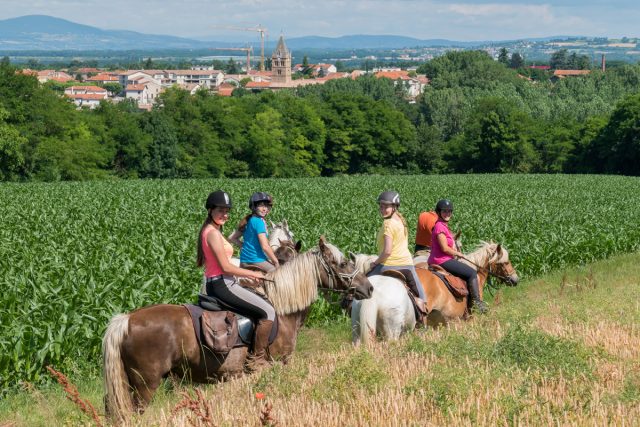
[102,237,373,421]
[416,241,519,327]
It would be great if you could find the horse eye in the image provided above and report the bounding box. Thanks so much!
[340,261,347,268]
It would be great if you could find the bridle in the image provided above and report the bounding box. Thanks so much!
[315,250,361,296]
[459,255,515,297]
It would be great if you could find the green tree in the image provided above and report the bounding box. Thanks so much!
[510,52,525,69]
[226,58,239,74]
[0,106,26,181]
[498,48,509,66]
[144,57,154,69]
[595,93,640,175]
[550,49,569,69]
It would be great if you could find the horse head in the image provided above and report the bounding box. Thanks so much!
[274,239,302,265]
[269,219,294,248]
[318,236,373,300]
[488,243,519,286]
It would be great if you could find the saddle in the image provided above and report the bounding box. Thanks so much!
[381,269,428,325]
[183,291,278,354]
[423,264,469,298]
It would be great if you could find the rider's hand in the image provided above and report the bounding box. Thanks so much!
[251,271,265,280]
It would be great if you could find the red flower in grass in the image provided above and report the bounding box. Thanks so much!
[255,392,265,400]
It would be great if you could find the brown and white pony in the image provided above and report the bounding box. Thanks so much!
[102,237,373,421]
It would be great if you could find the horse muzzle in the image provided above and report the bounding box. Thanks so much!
[353,283,374,300]
[507,274,519,286]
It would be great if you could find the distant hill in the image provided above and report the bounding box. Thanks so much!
[0,15,219,50]
[0,15,573,52]
[283,35,484,49]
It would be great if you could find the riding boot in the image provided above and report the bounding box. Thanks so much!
[245,319,273,373]
[468,278,488,314]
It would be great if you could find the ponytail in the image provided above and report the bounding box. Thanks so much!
[236,213,253,234]
[395,211,409,237]
[196,216,213,267]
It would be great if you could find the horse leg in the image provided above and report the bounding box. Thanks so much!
[127,368,163,412]
[351,300,362,346]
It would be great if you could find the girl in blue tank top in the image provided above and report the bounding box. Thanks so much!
[228,192,280,272]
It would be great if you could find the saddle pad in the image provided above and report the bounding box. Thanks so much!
[429,269,468,298]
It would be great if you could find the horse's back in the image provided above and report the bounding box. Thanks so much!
[415,266,467,321]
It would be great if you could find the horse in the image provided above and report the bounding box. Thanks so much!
[417,241,518,327]
[350,254,415,346]
[349,241,518,345]
[269,219,294,249]
[102,236,373,421]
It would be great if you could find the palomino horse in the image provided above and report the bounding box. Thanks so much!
[103,237,373,421]
[416,242,519,327]
[349,241,518,344]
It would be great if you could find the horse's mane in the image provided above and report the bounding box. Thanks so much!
[353,253,376,275]
[263,251,319,315]
[463,241,509,269]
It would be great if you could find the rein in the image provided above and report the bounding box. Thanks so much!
[315,251,361,295]
[459,255,512,296]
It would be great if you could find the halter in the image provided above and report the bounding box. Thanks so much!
[315,250,361,295]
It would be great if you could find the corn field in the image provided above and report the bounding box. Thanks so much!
[1,174,639,390]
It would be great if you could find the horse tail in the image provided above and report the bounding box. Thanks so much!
[102,313,133,421]
[359,298,378,346]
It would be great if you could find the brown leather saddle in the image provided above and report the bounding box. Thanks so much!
[380,269,428,325]
[424,264,469,298]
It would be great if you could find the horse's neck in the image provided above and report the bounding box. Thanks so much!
[264,252,319,316]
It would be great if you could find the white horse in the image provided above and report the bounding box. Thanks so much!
[349,233,463,346]
[350,254,416,346]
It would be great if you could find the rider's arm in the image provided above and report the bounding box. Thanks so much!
[373,235,393,266]
[227,229,243,249]
[207,228,264,280]
[257,233,280,267]
[436,233,462,258]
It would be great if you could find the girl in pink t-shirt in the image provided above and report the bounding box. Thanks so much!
[428,199,488,314]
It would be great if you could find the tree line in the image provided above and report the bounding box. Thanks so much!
[1,50,640,181]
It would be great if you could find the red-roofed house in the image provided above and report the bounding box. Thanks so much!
[528,65,551,70]
[375,70,429,99]
[37,70,74,83]
[64,86,108,109]
[217,83,236,96]
[553,69,591,78]
[87,73,119,84]
[125,80,163,108]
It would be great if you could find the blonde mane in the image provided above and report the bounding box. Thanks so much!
[263,251,320,315]
[463,241,510,269]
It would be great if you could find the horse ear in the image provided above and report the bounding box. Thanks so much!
[295,240,302,252]
[496,244,502,254]
[348,251,356,262]
[270,220,276,228]
[283,219,288,228]
[279,238,285,245]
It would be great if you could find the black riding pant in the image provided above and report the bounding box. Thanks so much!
[440,259,478,289]
[206,276,276,321]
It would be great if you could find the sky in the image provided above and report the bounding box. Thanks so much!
[1,0,639,41]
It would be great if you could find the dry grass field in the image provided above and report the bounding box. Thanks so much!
[2,250,639,426]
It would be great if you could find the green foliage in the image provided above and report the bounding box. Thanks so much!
[312,350,388,402]
[492,324,593,378]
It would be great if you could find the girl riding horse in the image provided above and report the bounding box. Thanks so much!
[428,199,488,313]
[198,190,275,372]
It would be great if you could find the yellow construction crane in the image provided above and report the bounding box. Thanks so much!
[210,25,268,71]
[210,47,253,72]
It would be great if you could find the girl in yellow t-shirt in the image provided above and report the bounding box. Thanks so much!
[368,191,427,302]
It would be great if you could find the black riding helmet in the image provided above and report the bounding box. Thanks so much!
[377,191,400,206]
[205,190,233,210]
[435,199,453,213]
[248,192,273,210]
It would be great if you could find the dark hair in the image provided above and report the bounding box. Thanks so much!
[236,213,253,234]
